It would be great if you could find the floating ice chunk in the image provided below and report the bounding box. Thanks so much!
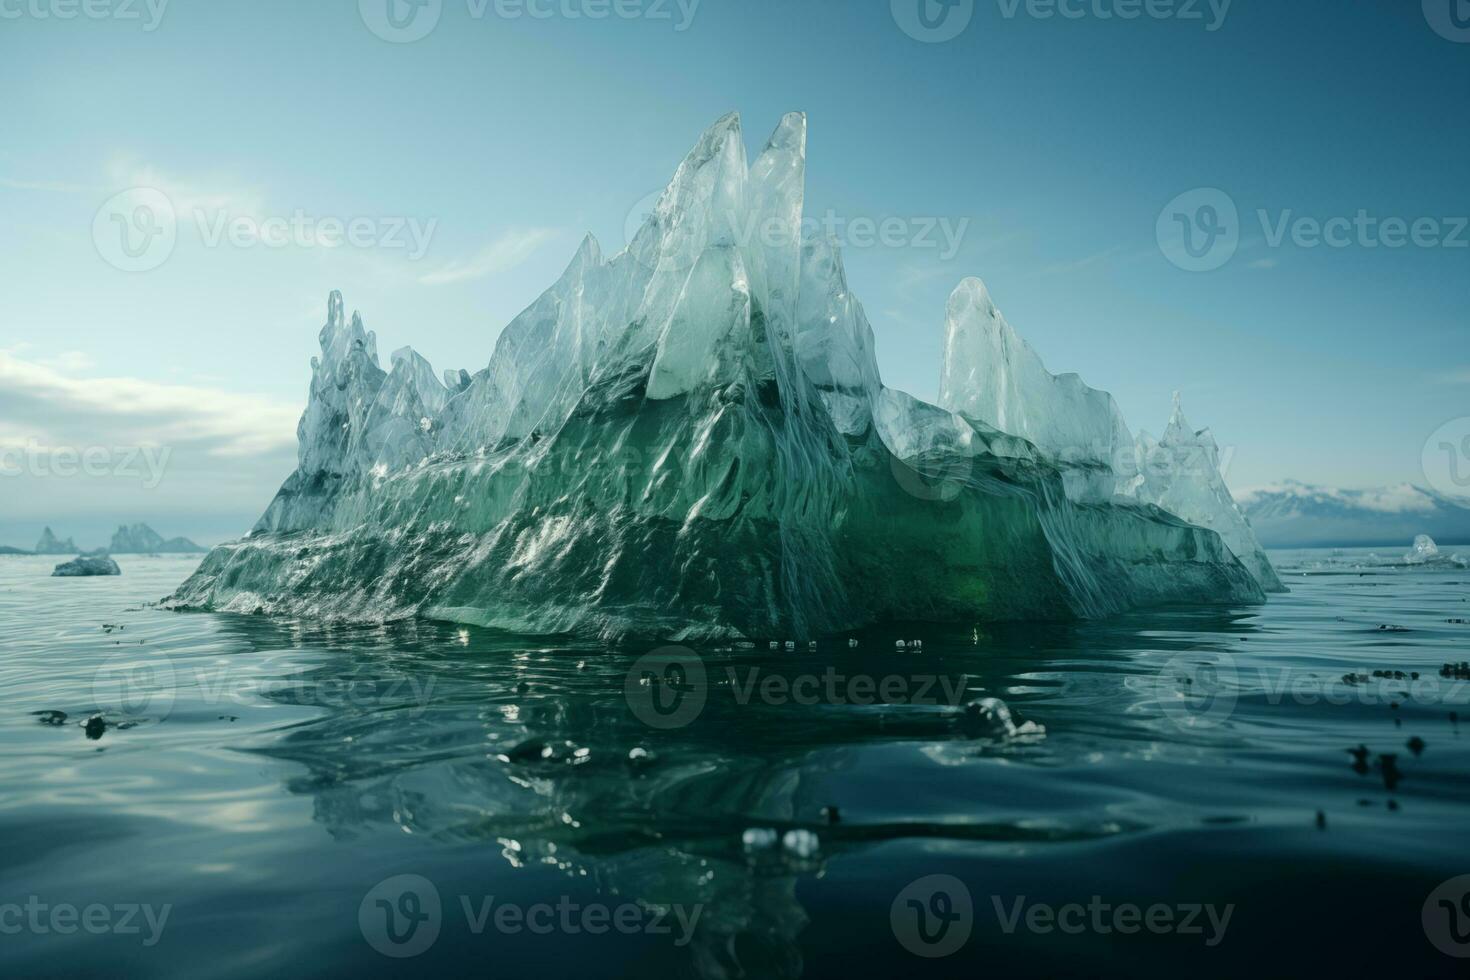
[781,829,820,859]
[52,556,121,577]
[742,827,779,851]
[960,697,1046,740]
[1405,534,1441,564]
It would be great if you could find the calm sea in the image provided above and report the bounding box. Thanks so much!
[1,548,1467,977]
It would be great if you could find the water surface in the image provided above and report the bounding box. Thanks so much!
[1,549,1467,976]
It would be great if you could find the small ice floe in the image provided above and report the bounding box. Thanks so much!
[958,697,1046,740]
[784,640,796,652]
[769,641,779,650]
[807,640,817,651]
[894,640,906,651]
[847,638,858,649]
[1404,534,1441,565]
[781,829,820,859]
[741,827,779,851]
[52,556,121,577]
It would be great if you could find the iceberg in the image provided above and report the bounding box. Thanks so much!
[1404,534,1441,564]
[53,556,121,577]
[110,523,207,555]
[35,527,79,555]
[1131,395,1286,593]
[169,112,1274,640]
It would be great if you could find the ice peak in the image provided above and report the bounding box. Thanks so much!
[946,278,1003,326]
[573,233,602,266]
[1164,392,1207,444]
[762,111,808,157]
[327,290,344,329]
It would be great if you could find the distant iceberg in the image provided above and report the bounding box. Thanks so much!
[34,527,79,555]
[110,523,207,555]
[169,113,1274,640]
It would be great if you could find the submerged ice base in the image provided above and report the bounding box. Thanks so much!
[169,112,1276,640]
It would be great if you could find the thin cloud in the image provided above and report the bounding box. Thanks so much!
[1432,367,1470,385]
[105,159,266,217]
[0,176,101,194]
[0,348,299,458]
[419,228,559,286]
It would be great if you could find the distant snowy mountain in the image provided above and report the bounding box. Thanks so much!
[1237,481,1470,548]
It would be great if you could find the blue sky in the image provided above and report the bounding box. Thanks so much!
[1,0,1467,548]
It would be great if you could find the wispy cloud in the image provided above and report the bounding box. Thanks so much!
[105,158,266,217]
[0,176,101,194]
[0,347,298,458]
[1432,367,1470,385]
[418,228,559,286]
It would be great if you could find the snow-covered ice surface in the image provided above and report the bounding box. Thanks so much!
[168,113,1275,640]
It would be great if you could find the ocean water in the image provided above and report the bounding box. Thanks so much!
[2,548,1468,977]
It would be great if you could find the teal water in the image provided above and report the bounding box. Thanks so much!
[2,550,1468,977]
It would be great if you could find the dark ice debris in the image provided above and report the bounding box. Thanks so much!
[1376,753,1403,791]
[33,710,68,726]
[83,715,108,740]
[1407,736,1426,756]
[1347,745,1371,773]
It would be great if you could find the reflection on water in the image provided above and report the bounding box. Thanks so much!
[1,551,1468,977]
